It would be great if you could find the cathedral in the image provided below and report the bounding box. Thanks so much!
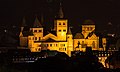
[19,4,107,57]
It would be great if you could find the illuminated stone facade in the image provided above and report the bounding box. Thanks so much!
[74,20,106,52]
[19,5,106,57]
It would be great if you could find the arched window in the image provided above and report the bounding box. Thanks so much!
[35,37,37,40]
[34,30,37,32]
[63,30,66,32]
[92,41,95,48]
[63,23,65,25]
[59,30,61,32]
[81,41,84,48]
[39,30,42,32]
[59,23,61,25]
[39,37,41,40]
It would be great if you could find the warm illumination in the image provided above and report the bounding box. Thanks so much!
[19,6,106,58]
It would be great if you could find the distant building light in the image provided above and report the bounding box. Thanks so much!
[4,29,7,32]
[112,34,115,37]
[107,34,115,37]
[12,25,16,28]
[98,57,102,60]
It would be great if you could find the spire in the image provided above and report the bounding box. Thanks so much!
[58,2,64,18]
[20,17,26,32]
[19,32,23,37]
[33,16,42,28]
[21,17,27,27]
[67,27,72,34]
[41,13,44,24]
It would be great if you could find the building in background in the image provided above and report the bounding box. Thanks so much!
[19,3,107,57]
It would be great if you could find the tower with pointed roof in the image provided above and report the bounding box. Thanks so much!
[67,27,73,56]
[54,2,68,41]
[28,16,44,52]
[30,16,43,41]
[19,17,28,47]
[19,17,26,37]
[58,2,64,18]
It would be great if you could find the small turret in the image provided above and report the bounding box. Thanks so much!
[19,17,28,47]
[33,16,42,28]
[67,27,73,56]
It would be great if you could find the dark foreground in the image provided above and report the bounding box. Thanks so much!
[0,56,119,72]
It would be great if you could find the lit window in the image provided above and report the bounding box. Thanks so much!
[64,48,66,51]
[35,37,37,40]
[84,27,86,30]
[38,48,41,51]
[59,30,61,32]
[35,48,37,51]
[59,23,61,25]
[39,30,42,32]
[81,41,85,48]
[87,27,89,31]
[99,54,101,56]
[56,44,57,47]
[59,48,61,50]
[50,44,52,47]
[102,54,104,56]
[46,44,49,47]
[29,38,31,40]
[92,41,95,48]
[34,30,37,32]
[63,30,66,32]
[90,27,93,30]
[105,54,107,56]
[39,37,41,40]
[39,44,41,47]
[99,57,102,61]
[60,44,65,46]
[63,23,65,25]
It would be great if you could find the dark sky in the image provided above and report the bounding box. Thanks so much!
[0,0,120,33]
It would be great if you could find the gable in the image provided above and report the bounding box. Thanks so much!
[42,33,58,41]
[88,33,98,40]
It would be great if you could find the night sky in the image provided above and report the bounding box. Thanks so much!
[0,0,120,33]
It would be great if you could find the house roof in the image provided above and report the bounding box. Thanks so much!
[74,33,84,39]
[83,19,95,25]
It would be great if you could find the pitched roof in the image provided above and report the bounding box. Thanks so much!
[86,30,95,39]
[67,27,72,34]
[83,19,95,25]
[74,33,84,39]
